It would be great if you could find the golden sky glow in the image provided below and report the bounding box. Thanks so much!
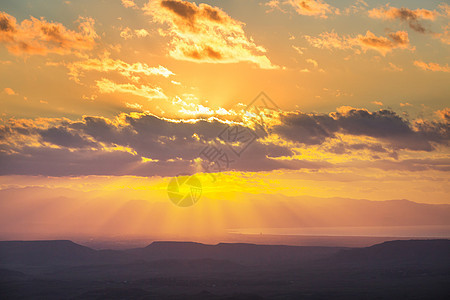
[0,0,449,241]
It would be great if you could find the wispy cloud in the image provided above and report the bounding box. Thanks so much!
[119,27,150,40]
[264,0,286,13]
[369,5,436,33]
[66,55,174,82]
[414,61,450,72]
[434,24,450,45]
[343,0,368,15]
[385,62,403,72]
[96,78,167,100]
[284,0,339,18]
[121,0,138,9]
[305,30,413,55]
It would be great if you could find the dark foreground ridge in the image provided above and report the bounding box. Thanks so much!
[0,239,449,299]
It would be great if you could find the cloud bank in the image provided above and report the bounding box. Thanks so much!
[1,107,448,176]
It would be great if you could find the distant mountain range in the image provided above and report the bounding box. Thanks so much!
[0,240,344,267]
[1,239,449,268]
[1,239,449,299]
[330,239,450,268]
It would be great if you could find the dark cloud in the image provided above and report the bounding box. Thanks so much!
[369,6,435,34]
[0,147,141,176]
[0,112,305,176]
[273,112,336,145]
[357,31,410,54]
[0,109,448,176]
[273,108,449,151]
[345,158,450,172]
[202,5,225,22]
[387,31,409,45]
[414,120,450,145]
[335,109,410,137]
[160,0,226,25]
[161,0,197,22]
[39,127,97,149]
[0,13,15,32]
[327,142,389,155]
[392,8,428,33]
[185,46,222,60]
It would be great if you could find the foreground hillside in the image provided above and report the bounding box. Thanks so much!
[0,239,449,299]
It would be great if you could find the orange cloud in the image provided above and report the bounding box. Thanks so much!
[306,58,318,67]
[4,87,16,95]
[120,27,149,39]
[0,11,97,56]
[343,0,368,15]
[414,61,450,72]
[143,0,279,69]
[357,31,412,56]
[285,0,338,18]
[369,5,436,33]
[264,0,286,13]
[439,3,450,17]
[269,0,364,17]
[436,108,450,123]
[305,30,413,55]
[121,0,138,9]
[304,31,352,50]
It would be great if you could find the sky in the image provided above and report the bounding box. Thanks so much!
[0,0,449,240]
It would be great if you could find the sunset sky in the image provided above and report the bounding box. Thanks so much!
[0,0,449,240]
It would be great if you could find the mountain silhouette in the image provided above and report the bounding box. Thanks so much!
[1,239,449,299]
[332,239,450,266]
[126,241,344,265]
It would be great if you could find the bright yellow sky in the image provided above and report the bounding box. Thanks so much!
[0,0,449,240]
